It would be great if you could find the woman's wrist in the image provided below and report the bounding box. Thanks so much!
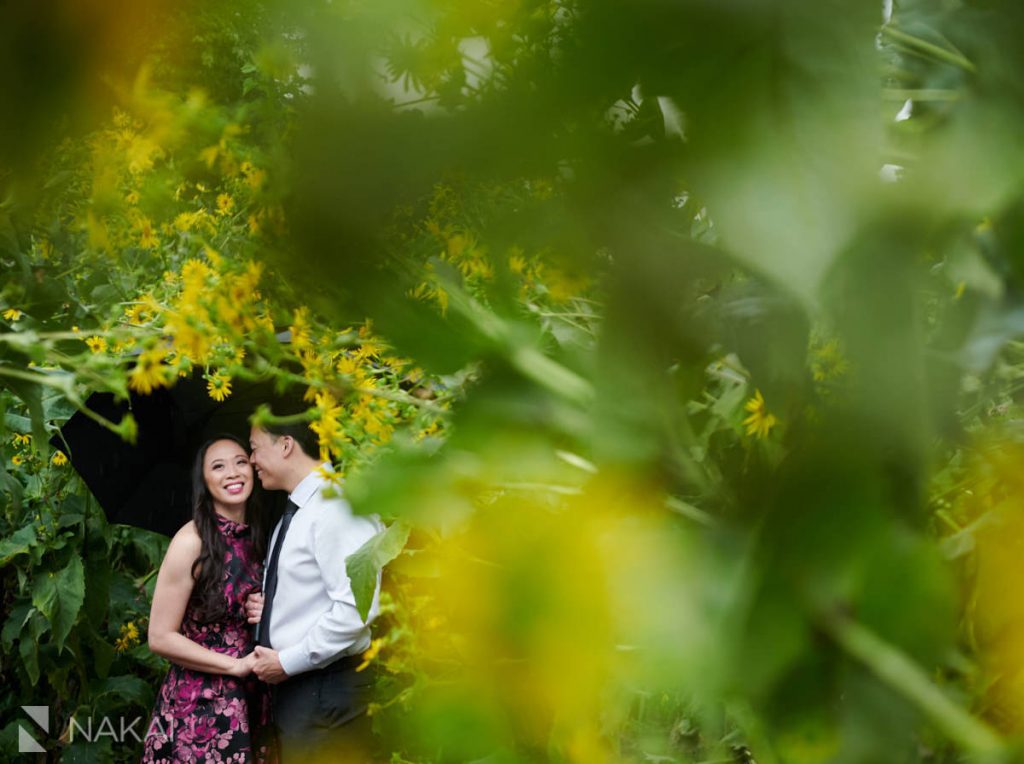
[227,656,245,676]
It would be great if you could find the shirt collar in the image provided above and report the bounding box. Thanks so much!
[288,463,333,508]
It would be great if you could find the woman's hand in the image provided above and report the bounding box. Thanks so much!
[230,651,257,677]
[244,591,264,625]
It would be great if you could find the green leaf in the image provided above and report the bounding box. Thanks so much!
[91,632,115,679]
[92,674,153,708]
[1,602,33,650]
[1,376,47,449]
[0,460,23,512]
[0,523,37,566]
[32,554,85,652]
[346,520,411,622]
[3,411,32,432]
[18,611,47,684]
[41,388,77,423]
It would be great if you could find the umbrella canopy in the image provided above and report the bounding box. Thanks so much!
[53,375,299,536]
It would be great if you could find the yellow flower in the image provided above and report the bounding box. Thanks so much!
[508,250,527,274]
[810,338,850,383]
[11,454,24,466]
[86,336,108,354]
[416,421,441,441]
[12,433,31,446]
[743,389,778,439]
[336,355,361,377]
[240,161,266,190]
[216,193,235,216]
[355,339,383,360]
[137,217,159,249]
[181,258,213,288]
[124,303,145,325]
[315,464,345,490]
[356,638,385,672]
[115,621,141,653]
[125,190,140,205]
[174,211,195,232]
[3,308,23,321]
[206,372,232,402]
[52,451,68,467]
[310,391,348,458]
[128,348,171,395]
[290,307,312,350]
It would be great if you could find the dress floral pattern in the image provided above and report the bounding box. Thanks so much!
[142,515,274,763]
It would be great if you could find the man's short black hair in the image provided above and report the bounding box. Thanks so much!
[263,420,320,460]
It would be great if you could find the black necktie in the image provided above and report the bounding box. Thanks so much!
[257,499,298,647]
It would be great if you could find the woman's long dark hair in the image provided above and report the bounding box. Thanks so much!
[189,434,267,623]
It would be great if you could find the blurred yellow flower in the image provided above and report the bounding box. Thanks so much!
[290,307,312,349]
[310,391,347,458]
[743,389,778,439]
[206,372,233,402]
[128,348,171,395]
[3,308,23,321]
[356,637,385,672]
[124,303,146,324]
[216,193,235,216]
[336,355,361,377]
[11,455,24,466]
[810,338,850,382]
[181,258,213,288]
[356,339,383,360]
[12,433,31,446]
[240,161,266,190]
[137,218,159,249]
[86,336,108,354]
[508,250,527,274]
[51,451,68,467]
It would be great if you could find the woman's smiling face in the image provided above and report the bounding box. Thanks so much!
[203,439,254,513]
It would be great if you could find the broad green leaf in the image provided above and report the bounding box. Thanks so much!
[92,674,153,708]
[1,602,33,650]
[0,523,37,566]
[2,411,32,432]
[346,520,411,622]
[31,554,85,652]
[91,632,115,680]
[18,611,47,685]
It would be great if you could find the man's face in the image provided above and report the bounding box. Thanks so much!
[249,426,283,491]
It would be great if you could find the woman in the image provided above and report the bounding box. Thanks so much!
[142,435,274,763]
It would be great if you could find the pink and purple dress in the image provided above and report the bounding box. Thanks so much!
[141,515,274,763]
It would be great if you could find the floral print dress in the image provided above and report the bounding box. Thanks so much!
[142,515,274,763]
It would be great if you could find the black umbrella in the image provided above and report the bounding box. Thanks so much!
[52,375,299,536]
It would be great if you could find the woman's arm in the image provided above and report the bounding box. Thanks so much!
[147,522,255,677]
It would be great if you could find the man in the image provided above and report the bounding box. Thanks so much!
[245,419,382,760]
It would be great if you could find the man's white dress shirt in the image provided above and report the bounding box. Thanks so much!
[264,465,382,676]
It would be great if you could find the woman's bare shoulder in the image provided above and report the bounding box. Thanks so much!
[168,520,202,555]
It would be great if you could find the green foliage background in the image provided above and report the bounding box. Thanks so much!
[4,1,1024,762]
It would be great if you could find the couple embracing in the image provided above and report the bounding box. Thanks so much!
[141,419,382,763]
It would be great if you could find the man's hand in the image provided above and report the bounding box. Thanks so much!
[253,646,288,684]
[245,591,264,625]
